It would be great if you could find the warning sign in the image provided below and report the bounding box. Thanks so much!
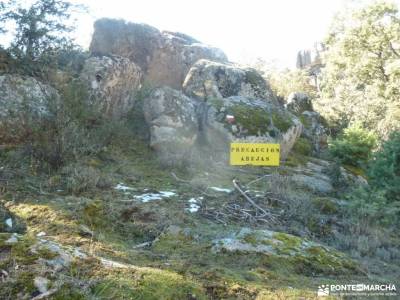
[230,143,280,166]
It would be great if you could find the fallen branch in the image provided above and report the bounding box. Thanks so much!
[232,179,268,216]
[245,174,273,187]
[132,240,157,249]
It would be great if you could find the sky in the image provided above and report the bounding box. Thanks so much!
[2,0,396,68]
[74,0,348,68]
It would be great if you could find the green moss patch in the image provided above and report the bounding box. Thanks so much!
[273,232,302,249]
[271,111,293,132]
[230,105,271,135]
[299,114,312,129]
[292,137,313,156]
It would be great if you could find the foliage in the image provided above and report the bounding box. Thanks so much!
[318,0,400,137]
[323,159,349,190]
[2,0,75,59]
[0,1,10,34]
[328,124,377,168]
[368,131,400,202]
[0,0,85,77]
[345,132,400,227]
[292,137,312,156]
[266,68,318,101]
[20,80,134,171]
[347,187,400,226]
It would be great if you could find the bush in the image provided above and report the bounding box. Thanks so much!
[345,132,400,227]
[347,187,400,226]
[292,137,312,156]
[368,132,400,203]
[264,68,317,100]
[323,160,348,190]
[328,124,377,168]
[23,81,101,170]
[61,164,101,194]
[18,80,135,171]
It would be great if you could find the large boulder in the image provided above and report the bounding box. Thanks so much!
[80,55,142,117]
[0,74,58,119]
[143,87,199,163]
[182,60,302,160]
[0,74,58,141]
[89,18,227,89]
[204,96,302,159]
[183,59,277,102]
[144,70,302,163]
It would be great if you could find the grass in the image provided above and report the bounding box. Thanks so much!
[1,135,398,299]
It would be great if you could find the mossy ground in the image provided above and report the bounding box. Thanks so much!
[0,138,398,299]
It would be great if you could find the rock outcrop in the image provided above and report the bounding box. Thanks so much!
[90,18,228,89]
[87,19,303,164]
[0,74,59,141]
[80,55,142,117]
[143,87,199,163]
[183,59,276,102]
[205,96,302,160]
[287,157,367,194]
[142,58,303,163]
[286,92,328,154]
[300,111,328,154]
[212,227,361,275]
[183,60,302,160]
[0,74,58,120]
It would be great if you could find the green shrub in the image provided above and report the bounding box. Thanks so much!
[20,80,136,171]
[23,82,100,170]
[345,132,400,226]
[347,187,400,226]
[328,124,377,168]
[62,164,101,194]
[323,160,348,189]
[368,132,400,203]
[292,138,312,156]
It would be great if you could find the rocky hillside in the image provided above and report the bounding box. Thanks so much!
[1,18,399,300]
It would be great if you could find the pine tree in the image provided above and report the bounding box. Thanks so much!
[1,0,77,61]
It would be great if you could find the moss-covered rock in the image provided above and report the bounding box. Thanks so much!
[229,104,271,136]
[205,96,302,160]
[213,228,362,276]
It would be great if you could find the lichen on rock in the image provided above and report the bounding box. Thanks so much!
[80,55,142,117]
[213,228,362,276]
[183,59,276,102]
